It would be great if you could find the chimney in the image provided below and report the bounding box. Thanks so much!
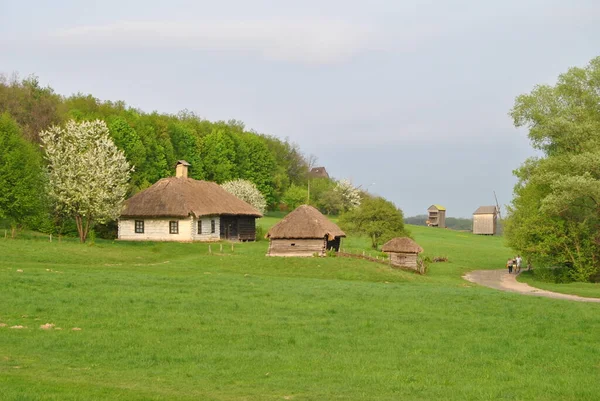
[175,160,190,178]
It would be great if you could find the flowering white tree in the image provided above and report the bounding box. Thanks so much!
[221,179,267,214]
[335,179,361,211]
[40,120,132,243]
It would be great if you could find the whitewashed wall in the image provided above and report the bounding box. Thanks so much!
[118,217,194,242]
[192,216,221,241]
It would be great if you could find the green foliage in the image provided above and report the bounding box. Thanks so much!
[0,74,62,142]
[506,56,600,282]
[0,113,45,236]
[339,196,409,249]
[0,77,317,211]
[282,184,308,210]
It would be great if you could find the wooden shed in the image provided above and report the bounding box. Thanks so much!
[118,161,262,242]
[472,206,498,235]
[427,205,446,228]
[382,237,424,270]
[266,205,345,257]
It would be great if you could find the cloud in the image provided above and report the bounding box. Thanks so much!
[50,19,380,64]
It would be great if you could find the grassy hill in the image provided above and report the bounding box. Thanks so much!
[1,223,599,400]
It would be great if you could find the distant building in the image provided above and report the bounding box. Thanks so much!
[427,205,446,228]
[472,206,498,235]
[266,205,345,257]
[309,167,329,179]
[118,161,262,242]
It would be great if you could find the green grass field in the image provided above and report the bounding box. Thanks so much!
[517,271,600,298]
[1,222,599,400]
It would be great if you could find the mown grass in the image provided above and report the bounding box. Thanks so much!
[517,270,600,298]
[1,224,599,400]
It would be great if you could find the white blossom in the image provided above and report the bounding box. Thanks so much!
[335,179,361,210]
[221,179,267,214]
[40,119,132,242]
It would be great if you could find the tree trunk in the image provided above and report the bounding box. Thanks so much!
[75,215,93,243]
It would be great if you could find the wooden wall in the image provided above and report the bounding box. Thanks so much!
[438,210,446,228]
[473,214,496,235]
[427,209,446,228]
[267,238,326,257]
[237,217,256,241]
[220,216,257,241]
[389,252,418,270]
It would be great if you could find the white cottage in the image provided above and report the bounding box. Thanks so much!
[118,161,262,242]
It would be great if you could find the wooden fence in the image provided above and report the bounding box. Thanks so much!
[336,250,425,275]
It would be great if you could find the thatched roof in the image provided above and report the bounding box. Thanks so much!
[266,205,345,240]
[428,204,446,211]
[382,237,423,254]
[473,206,498,215]
[121,177,262,218]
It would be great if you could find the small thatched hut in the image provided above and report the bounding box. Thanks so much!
[472,206,498,235]
[266,205,345,257]
[382,237,423,270]
[118,161,262,242]
[427,204,446,228]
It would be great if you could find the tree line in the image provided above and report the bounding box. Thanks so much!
[0,73,409,245]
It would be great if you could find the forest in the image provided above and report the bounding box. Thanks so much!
[0,74,362,237]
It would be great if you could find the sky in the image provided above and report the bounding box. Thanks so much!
[1,0,599,217]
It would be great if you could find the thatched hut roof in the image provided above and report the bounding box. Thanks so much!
[266,205,345,240]
[473,206,498,215]
[121,177,262,218]
[382,237,423,254]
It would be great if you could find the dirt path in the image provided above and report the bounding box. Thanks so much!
[463,269,600,303]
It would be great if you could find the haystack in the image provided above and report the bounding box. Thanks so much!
[266,205,345,257]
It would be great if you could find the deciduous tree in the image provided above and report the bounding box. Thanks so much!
[0,113,45,237]
[339,196,408,249]
[40,119,132,243]
[506,56,600,281]
[221,179,267,214]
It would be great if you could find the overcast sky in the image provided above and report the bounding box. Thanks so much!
[2,0,599,217]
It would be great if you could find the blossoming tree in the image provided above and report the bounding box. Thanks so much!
[221,179,267,214]
[40,120,132,243]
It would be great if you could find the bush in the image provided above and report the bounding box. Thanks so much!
[255,224,265,242]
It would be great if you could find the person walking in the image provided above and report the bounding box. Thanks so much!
[507,258,513,274]
[516,255,522,273]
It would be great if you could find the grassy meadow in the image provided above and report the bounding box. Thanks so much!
[1,220,599,400]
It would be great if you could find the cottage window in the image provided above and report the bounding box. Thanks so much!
[169,221,179,234]
[135,220,144,234]
[197,220,202,235]
[210,219,216,234]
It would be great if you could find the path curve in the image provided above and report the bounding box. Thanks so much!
[463,269,600,303]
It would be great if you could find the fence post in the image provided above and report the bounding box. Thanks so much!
[208,244,212,255]
[220,243,223,252]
